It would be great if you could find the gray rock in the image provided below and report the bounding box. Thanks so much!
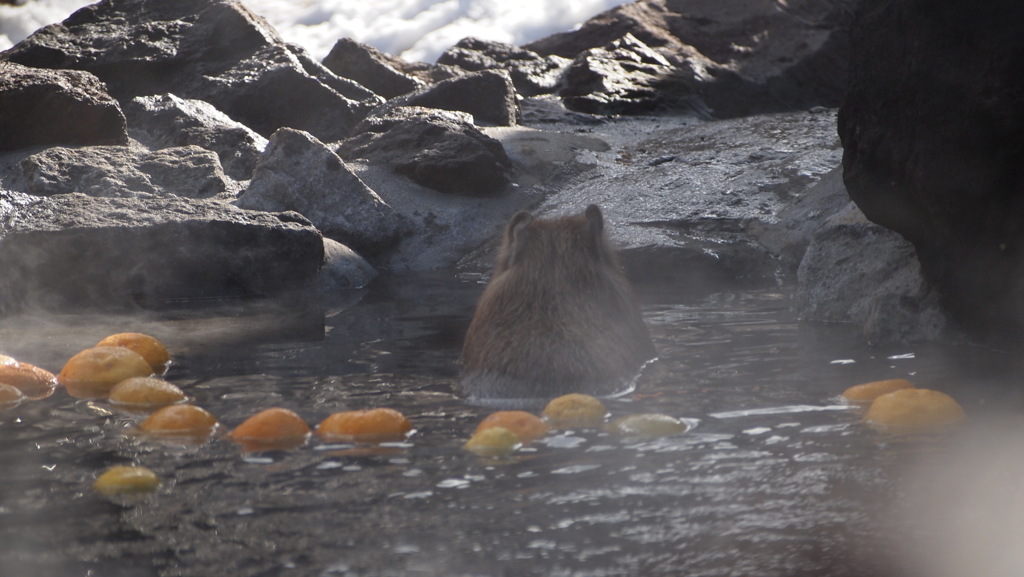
[796,202,950,343]
[317,238,377,291]
[236,128,406,255]
[384,69,519,127]
[337,107,513,195]
[124,94,269,181]
[0,61,127,151]
[0,191,323,313]
[322,38,425,99]
[560,33,708,116]
[0,0,381,142]
[11,144,231,199]
[436,36,571,97]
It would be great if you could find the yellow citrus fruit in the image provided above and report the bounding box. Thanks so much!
[864,388,967,432]
[463,426,520,457]
[58,347,153,399]
[542,393,607,429]
[0,361,57,399]
[606,413,691,438]
[474,411,549,444]
[96,333,171,374]
[315,408,412,443]
[108,377,186,408]
[139,404,218,438]
[229,407,311,451]
[842,379,915,404]
[93,465,160,495]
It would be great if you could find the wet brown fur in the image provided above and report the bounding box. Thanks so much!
[461,205,656,401]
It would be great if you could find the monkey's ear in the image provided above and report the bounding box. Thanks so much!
[506,211,533,244]
[584,204,603,238]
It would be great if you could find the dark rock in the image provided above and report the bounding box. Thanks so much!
[124,94,268,181]
[838,0,1024,341]
[322,38,425,99]
[10,145,230,199]
[436,36,571,96]
[0,61,127,151]
[337,107,512,195]
[796,202,949,343]
[525,0,853,117]
[384,69,519,127]
[0,0,381,141]
[393,60,465,85]
[559,33,708,116]
[236,128,405,255]
[0,191,323,313]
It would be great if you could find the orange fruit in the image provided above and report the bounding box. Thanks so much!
[316,408,412,443]
[842,379,915,403]
[93,465,160,495]
[58,347,153,399]
[0,361,58,399]
[542,393,607,429]
[97,333,170,374]
[474,411,549,444]
[139,404,218,438]
[229,407,311,451]
[463,426,520,457]
[864,388,967,432]
[108,377,186,408]
[0,383,26,408]
[606,413,690,438]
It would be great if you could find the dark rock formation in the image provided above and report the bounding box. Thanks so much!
[318,238,377,291]
[322,38,425,99]
[437,37,571,96]
[838,0,1024,341]
[0,191,323,313]
[383,69,519,127]
[124,94,268,181]
[11,145,230,199]
[236,128,405,255]
[525,0,853,117]
[0,61,128,151]
[0,0,381,141]
[559,33,708,116]
[338,107,512,195]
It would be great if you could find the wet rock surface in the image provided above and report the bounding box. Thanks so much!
[124,94,268,181]
[839,0,1024,342]
[236,127,406,256]
[338,107,513,195]
[0,191,323,313]
[0,61,128,152]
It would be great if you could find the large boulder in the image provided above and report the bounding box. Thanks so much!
[337,107,513,195]
[0,61,128,151]
[383,69,519,127]
[322,38,425,99]
[7,145,231,199]
[524,0,853,117]
[0,191,323,313]
[559,33,708,116]
[838,0,1024,341]
[0,0,381,141]
[236,128,406,256]
[124,94,269,181]
[437,37,571,97]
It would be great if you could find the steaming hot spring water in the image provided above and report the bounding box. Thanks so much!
[4,2,1024,577]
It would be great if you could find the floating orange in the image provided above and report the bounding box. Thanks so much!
[474,411,549,444]
[0,360,58,399]
[842,379,915,404]
[108,377,186,408]
[229,407,311,452]
[97,333,171,374]
[93,465,161,495]
[139,404,218,438]
[316,408,411,443]
[864,389,967,433]
[606,413,691,438]
[58,347,153,399]
[542,393,607,429]
[463,426,520,457]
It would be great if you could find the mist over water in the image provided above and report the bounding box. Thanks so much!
[0,0,628,61]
